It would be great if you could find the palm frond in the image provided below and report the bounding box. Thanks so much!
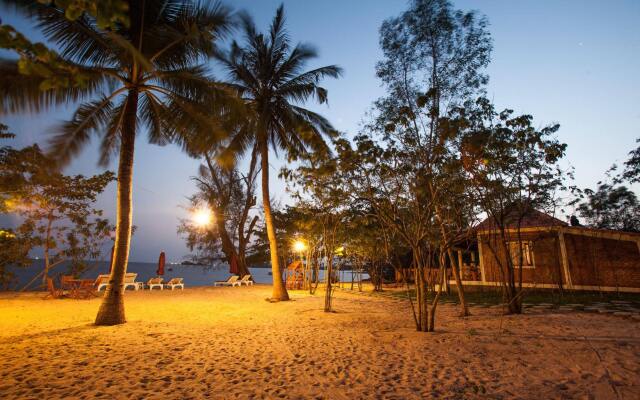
[98,97,128,167]
[48,92,125,166]
[148,1,234,70]
[0,58,115,114]
[34,7,118,66]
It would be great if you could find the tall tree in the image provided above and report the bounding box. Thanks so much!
[178,147,260,275]
[1,0,235,325]
[575,184,640,232]
[0,144,114,288]
[375,0,491,318]
[456,98,566,314]
[622,138,640,184]
[282,146,349,312]
[215,5,342,301]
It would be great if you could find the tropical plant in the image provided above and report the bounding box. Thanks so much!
[0,123,14,139]
[0,0,235,325]
[0,144,114,289]
[215,5,342,301]
[457,98,566,314]
[621,138,640,184]
[282,146,350,312]
[575,184,640,232]
[178,147,260,276]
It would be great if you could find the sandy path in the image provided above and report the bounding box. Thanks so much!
[0,286,639,399]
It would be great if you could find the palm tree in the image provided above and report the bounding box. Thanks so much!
[215,5,342,301]
[0,0,236,324]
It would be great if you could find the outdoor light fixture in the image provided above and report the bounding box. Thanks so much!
[292,240,306,253]
[192,208,212,227]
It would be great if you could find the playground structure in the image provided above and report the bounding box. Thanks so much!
[285,260,304,290]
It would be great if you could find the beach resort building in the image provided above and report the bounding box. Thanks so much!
[457,210,640,293]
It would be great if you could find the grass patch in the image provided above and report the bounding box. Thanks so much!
[377,287,640,307]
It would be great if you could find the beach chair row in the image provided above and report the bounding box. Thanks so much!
[94,274,185,291]
[214,275,254,287]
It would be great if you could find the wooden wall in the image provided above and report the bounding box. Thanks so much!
[564,234,640,288]
[479,231,565,286]
[478,230,640,289]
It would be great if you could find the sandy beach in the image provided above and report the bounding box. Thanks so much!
[0,286,639,399]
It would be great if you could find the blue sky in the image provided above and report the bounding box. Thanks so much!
[1,0,639,262]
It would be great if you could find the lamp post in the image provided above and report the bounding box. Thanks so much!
[292,239,307,289]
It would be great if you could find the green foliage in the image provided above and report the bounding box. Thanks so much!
[0,144,115,285]
[0,123,14,139]
[38,0,130,29]
[622,138,640,184]
[178,152,260,269]
[0,227,31,288]
[455,97,566,219]
[214,4,342,163]
[570,138,640,232]
[575,184,640,232]
[0,23,89,90]
[375,0,492,136]
[1,1,236,166]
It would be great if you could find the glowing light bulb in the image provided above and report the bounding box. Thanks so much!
[292,240,306,252]
[192,208,212,227]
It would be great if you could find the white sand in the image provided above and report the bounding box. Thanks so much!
[0,286,639,399]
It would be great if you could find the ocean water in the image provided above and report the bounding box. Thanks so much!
[4,260,368,291]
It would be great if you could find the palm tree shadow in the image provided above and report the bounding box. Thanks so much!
[0,323,101,346]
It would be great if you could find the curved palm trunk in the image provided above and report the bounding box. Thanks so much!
[214,207,250,278]
[95,90,138,326]
[260,142,289,301]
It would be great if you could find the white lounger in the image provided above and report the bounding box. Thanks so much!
[239,275,254,286]
[147,277,164,290]
[124,273,142,290]
[214,275,241,287]
[165,278,184,290]
[95,274,110,291]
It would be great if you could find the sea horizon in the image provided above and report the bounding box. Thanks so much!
[4,259,367,291]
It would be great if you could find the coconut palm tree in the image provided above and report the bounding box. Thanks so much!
[215,5,342,301]
[0,0,236,324]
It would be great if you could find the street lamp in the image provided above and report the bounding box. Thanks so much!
[292,240,307,253]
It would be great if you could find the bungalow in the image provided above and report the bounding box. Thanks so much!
[456,209,640,293]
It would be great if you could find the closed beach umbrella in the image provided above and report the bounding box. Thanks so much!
[157,251,166,276]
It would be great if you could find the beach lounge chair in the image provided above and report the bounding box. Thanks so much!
[165,278,184,290]
[43,277,64,299]
[124,273,142,290]
[95,274,110,291]
[147,277,164,290]
[239,275,254,286]
[214,275,241,287]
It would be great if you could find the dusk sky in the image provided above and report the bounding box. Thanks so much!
[1,0,639,262]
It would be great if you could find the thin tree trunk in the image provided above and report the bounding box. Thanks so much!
[95,89,138,326]
[260,142,289,301]
[213,207,249,277]
[41,211,54,287]
[324,258,333,312]
[447,249,470,316]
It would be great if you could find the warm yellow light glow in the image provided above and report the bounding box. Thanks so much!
[335,246,344,255]
[0,230,16,239]
[192,208,212,227]
[292,240,306,253]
